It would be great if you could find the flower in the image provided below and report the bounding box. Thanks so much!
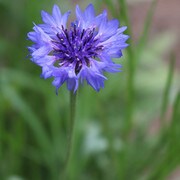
[27,4,129,93]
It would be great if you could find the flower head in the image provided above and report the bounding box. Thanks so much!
[27,4,129,93]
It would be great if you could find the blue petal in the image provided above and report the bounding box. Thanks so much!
[99,54,122,72]
[41,10,55,26]
[52,75,67,90]
[27,46,36,53]
[98,29,129,59]
[75,4,97,29]
[80,66,106,91]
[52,4,62,26]
[118,26,127,33]
[76,5,84,21]
[84,4,95,21]
[41,65,53,79]
[94,11,107,27]
[67,78,79,92]
[27,32,37,42]
[98,19,119,41]
[104,48,123,58]
[33,55,55,66]
[32,45,52,59]
[61,11,71,28]
[33,25,52,43]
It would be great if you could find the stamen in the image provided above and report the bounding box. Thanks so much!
[81,29,85,39]
[53,25,103,75]
[75,61,82,75]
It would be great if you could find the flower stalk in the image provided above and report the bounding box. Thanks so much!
[63,91,77,179]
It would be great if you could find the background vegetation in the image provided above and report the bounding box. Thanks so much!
[0,0,179,179]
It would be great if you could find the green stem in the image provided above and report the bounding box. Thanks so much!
[160,54,175,125]
[62,91,77,180]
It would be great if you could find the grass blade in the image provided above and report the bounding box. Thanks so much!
[2,85,51,152]
[137,0,158,57]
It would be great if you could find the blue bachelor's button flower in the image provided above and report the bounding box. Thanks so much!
[27,4,129,93]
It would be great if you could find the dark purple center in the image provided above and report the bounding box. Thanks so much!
[52,25,103,74]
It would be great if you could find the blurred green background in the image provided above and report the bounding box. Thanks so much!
[0,0,179,179]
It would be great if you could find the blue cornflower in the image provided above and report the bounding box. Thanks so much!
[27,4,129,93]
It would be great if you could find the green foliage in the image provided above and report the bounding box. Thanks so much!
[0,0,179,179]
